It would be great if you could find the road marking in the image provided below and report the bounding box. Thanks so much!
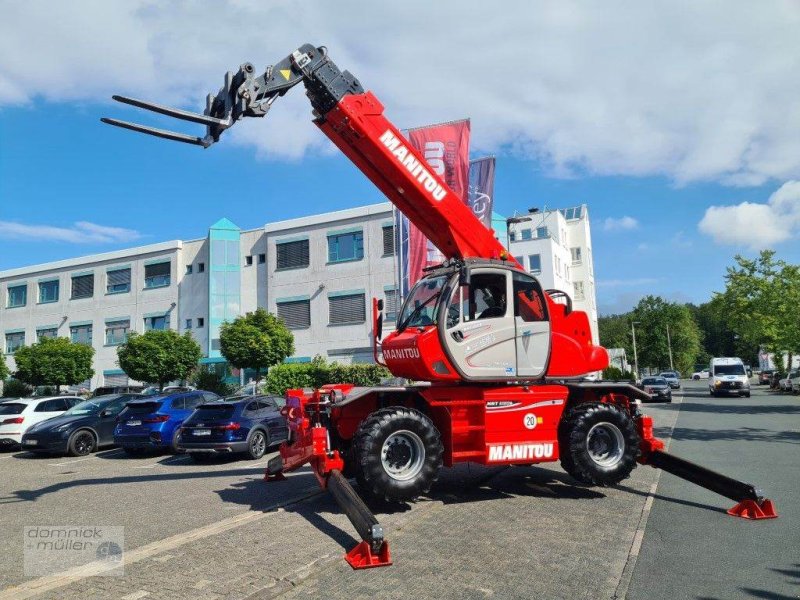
[47,457,94,467]
[120,592,150,600]
[0,485,323,600]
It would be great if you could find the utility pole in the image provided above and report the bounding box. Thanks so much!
[666,324,674,371]
[631,321,640,380]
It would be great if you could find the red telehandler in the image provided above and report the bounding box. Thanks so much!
[104,43,777,569]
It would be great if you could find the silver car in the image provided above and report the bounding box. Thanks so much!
[659,371,681,389]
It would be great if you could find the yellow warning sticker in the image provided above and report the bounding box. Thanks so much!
[280,69,292,81]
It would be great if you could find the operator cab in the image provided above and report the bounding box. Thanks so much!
[383,262,552,382]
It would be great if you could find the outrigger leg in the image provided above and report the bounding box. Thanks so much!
[265,425,392,569]
[636,416,778,520]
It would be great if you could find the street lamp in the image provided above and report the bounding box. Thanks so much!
[666,324,674,371]
[631,321,640,380]
[504,208,540,252]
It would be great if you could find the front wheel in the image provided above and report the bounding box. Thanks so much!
[68,430,96,457]
[559,403,640,486]
[353,407,443,503]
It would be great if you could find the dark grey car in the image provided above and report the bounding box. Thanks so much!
[641,377,673,403]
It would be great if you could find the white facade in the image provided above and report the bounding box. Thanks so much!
[507,204,599,343]
[1,201,598,389]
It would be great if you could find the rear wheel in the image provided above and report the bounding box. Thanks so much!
[246,430,267,460]
[68,430,96,457]
[559,403,640,486]
[354,407,443,503]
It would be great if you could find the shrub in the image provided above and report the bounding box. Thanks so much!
[266,361,392,395]
[2,379,34,398]
[602,366,635,381]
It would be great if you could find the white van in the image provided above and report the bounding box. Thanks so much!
[709,357,750,398]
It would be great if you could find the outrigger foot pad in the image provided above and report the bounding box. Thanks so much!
[727,498,778,520]
[265,456,287,482]
[345,540,392,569]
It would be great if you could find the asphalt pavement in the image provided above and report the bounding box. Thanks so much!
[0,380,796,600]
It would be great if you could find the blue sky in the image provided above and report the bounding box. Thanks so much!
[1,3,799,315]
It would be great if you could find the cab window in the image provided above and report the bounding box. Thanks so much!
[512,272,547,322]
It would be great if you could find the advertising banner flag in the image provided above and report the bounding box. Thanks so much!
[396,119,471,294]
[468,156,495,229]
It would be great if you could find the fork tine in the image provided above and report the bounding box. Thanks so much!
[112,95,230,128]
[100,118,211,148]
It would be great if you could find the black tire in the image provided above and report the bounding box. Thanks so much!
[744,392,751,398]
[693,375,700,380]
[67,430,96,457]
[559,403,640,487]
[246,430,268,460]
[353,406,443,503]
[170,430,183,454]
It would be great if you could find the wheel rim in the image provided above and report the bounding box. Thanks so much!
[586,422,625,468]
[75,433,93,455]
[381,430,425,481]
[251,433,266,456]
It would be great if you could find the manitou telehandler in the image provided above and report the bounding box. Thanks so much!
[104,43,777,569]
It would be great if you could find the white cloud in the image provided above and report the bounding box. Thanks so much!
[698,180,800,249]
[0,220,142,244]
[603,216,639,231]
[1,2,800,184]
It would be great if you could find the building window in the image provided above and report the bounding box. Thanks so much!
[573,281,585,301]
[144,315,169,331]
[71,274,94,299]
[245,255,253,266]
[328,231,364,263]
[520,228,532,240]
[258,253,266,264]
[107,267,131,294]
[144,262,171,288]
[384,289,399,322]
[198,262,205,273]
[277,300,311,329]
[555,256,561,275]
[528,254,541,274]
[186,265,193,275]
[509,231,516,242]
[197,317,204,328]
[329,293,366,325]
[7,284,26,308]
[185,319,192,330]
[276,239,309,270]
[5,332,24,354]
[105,320,130,345]
[536,226,548,239]
[382,225,395,256]
[70,324,92,345]
[571,247,582,264]
[39,280,59,304]
[37,328,58,342]
[560,206,583,220]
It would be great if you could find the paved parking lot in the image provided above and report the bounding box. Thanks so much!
[1,381,796,599]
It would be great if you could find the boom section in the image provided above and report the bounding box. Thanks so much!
[102,43,508,262]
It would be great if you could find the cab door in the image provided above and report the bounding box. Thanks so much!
[442,269,517,380]
[512,272,551,377]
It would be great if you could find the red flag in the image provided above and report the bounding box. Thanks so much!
[402,119,471,286]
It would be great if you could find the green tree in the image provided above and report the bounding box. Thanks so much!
[0,358,9,382]
[220,308,294,385]
[117,330,202,391]
[13,337,95,392]
[598,313,634,357]
[630,296,701,375]
[720,251,800,368]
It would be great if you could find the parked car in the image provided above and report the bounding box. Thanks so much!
[114,390,220,454]
[21,394,141,456]
[178,395,289,461]
[778,370,798,393]
[0,396,83,448]
[691,368,710,380]
[790,371,800,395]
[758,369,775,385]
[658,371,681,389]
[141,385,196,396]
[91,385,145,398]
[639,377,672,403]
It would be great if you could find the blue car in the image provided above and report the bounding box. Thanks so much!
[114,390,220,454]
[178,395,289,461]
